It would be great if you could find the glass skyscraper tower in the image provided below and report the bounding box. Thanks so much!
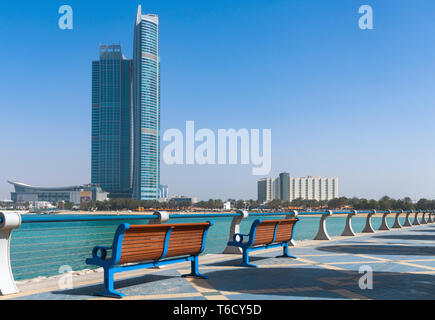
[91,45,133,198]
[132,6,160,200]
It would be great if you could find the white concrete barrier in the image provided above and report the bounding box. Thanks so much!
[412,211,420,226]
[223,210,249,254]
[314,211,332,240]
[378,210,391,231]
[341,210,357,236]
[403,211,412,227]
[362,210,376,233]
[0,212,21,295]
[392,210,402,229]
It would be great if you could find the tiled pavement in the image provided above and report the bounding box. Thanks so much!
[2,224,434,300]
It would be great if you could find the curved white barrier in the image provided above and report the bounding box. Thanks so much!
[412,211,420,226]
[420,212,428,225]
[378,210,391,231]
[0,212,21,295]
[314,211,332,240]
[341,210,357,236]
[362,210,376,233]
[403,211,412,227]
[392,210,402,229]
[222,210,249,254]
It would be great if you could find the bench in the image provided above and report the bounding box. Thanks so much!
[85,221,213,298]
[227,218,299,267]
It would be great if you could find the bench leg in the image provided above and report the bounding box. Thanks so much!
[241,249,258,268]
[95,268,125,298]
[182,256,208,279]
[276,243,297,259]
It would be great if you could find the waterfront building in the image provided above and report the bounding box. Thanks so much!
[279,172,290,202]
[158,184,169,201]
[170,196,198,205]
[132,6,161,201]
[257,178,273,203]
[257,174,339,203]
[0,200,13,209]
[91,44,133,199]
[223,201,231,210]
[8,181,108,205]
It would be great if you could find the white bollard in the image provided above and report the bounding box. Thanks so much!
[403,211,412,227]
[392,210,402,229]
[314,211,332,240]
[378,210,391,231]
[362,210,376,233]
[341,210,357,236]
[285,210,299,246]
[412,211,420,226]
[0,212,21,295]
[420,212,428,225]
[148,211,169,224]
[223,210,249,254]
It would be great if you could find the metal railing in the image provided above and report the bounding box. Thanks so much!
[0,209,433,295]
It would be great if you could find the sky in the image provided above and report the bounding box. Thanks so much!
[1,0,435,201]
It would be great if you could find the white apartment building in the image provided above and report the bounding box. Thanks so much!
[257,173,339,203]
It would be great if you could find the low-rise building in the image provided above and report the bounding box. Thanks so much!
[8,181,108,205]
[169,196,198,205]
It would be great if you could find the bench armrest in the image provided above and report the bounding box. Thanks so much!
[233,233,250,243]
[92,245,112,261]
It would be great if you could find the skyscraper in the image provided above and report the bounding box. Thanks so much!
[132,6,160,200]
[91,44,133,198]
[257,178,273,203]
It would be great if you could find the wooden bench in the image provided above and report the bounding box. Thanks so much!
[85,221,213,298]
[227,218,299,267]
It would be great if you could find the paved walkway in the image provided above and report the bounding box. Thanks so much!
[2,224,434,300]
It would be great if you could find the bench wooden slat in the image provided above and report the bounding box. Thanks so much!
[118,222,210,264]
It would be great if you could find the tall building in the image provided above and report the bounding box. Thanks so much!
[257,178,273,203]
[91,44,133,198]
[132,6,161,200]
[158,184,169,201]
[279,172,290,201]
[257,174,339,203]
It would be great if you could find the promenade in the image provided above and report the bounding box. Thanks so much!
[2,224,434,300]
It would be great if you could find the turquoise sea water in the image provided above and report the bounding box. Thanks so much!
[10,215,405,281]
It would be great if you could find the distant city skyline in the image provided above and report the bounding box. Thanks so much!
[2,1,435,201]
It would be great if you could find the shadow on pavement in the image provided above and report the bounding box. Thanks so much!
[317,244,435,256]
[372,234,435,241]
[52,274,173,297]
[194,267,434,299]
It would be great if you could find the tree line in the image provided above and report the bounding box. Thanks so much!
[265,196,435,210]
[69,195,435,211]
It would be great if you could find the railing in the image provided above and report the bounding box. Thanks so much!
[0,209,434,295]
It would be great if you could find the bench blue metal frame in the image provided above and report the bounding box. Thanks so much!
[227,218,298,268]
[86,221,213,298]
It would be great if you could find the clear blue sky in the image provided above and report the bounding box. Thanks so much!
[1,0,435,201]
